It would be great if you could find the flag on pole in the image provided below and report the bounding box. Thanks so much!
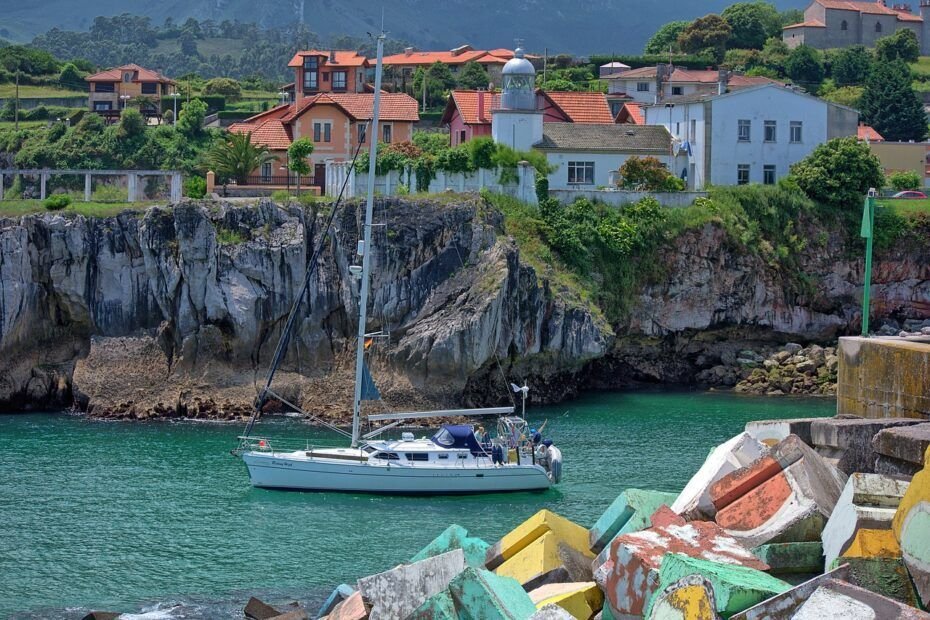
[860,197,872,239]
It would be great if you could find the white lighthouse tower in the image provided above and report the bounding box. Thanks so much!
[491,44,543,151]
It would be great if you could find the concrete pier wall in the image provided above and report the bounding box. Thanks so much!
[837,337,930,420]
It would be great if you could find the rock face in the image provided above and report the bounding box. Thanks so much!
[0,198,610,416]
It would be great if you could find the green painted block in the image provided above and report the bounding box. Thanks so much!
[600,602,617,620]
[411,524,491,568]
[751,542,824,574]
[828,556,921,608]
[589,488,679,553]
[449,567,538,620]
[649,553,791,617]
[406,589,458,620]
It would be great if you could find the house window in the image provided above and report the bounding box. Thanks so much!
[303,56,319,90]
[322,72,330,83]
[359,123,367,144]
[764,120,776,142]
[875,22,882,33]
[737,164,750,185]
[763,165,776,185]
[568,161,595,185]
[313,122,331,143]
[261,162,272,182]
[738,119,751,142]
[383,124,392,143]
[690,119,697,142]
[841,20,848,31]
[790,121,803,143]
[324,123,331,142]
[672,86,683,96]
[637,82,650,92]
[95,82,115,93]
[123,72,133,83]
[459,129,466,144]
[141,82,157,95]
[675,122,680,136]
[332,71,347,90]
[93,101,112,111]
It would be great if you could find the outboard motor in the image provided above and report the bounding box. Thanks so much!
[547,443,562,483]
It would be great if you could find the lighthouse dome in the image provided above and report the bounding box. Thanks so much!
[500,46,536,110]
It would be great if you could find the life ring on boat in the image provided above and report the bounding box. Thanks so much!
[547,446,562,483]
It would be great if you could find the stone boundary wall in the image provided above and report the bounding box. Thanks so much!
[837,336,930,420]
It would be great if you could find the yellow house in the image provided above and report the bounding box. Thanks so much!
[85,63,176,121]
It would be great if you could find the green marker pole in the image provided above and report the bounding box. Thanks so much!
[860,193,875,337]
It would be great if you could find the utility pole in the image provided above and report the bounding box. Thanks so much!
[860,189,877,336]
[14,70,20,131]
[543,47,547,86]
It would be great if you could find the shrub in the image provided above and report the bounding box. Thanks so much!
[43,194,71,210]
[618,156,684,191]
[297,192,316,207]
[92,184,128,202]
[271,189,291,204]
[887,170,922,191]
[203,77,242,101]
[184,176,207,199]
[3,174,23,200]
[789,137,884,210]
[535,173,549,203]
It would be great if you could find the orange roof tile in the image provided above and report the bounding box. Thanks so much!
[617,101,645,124]
[287,50,368,68]
[382,49,490,66]
[783,19,827,28]
[86,63,175,84]
[327,92,420,121]
[228,120,292,150]
[858,124,885,141]
[815,0,922,20]
[606,66,782,88]
[442,90,502,124]
[542,91,615,124]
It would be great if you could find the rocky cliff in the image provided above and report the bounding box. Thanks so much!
[1,197,928,418]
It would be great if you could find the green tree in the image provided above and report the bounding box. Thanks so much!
[618,156,685,191]
[177,99,207,137]
[644,21,690,54]
[789,137,884,209]
[785,45,824,88]
[875,29,920,63]
[723,48,761,72]
[457,61,490,90]
[206,131,277,184]
[412,62,456,108]
[722,2,780,50]
[287,137,315,195]
[203,77,242,100]
[678,14,732,62]
[118,107,146,138]
[780,8,804,27]
[888,170,921,191]
[58,62,85,88]
[860,60,928,142]
[819,83,864,108]
[831,45,872,86]
[758,36,790,75]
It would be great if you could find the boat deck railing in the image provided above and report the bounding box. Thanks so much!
[235,436,351,455]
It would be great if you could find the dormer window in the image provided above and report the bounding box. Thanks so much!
[303,57,318,70]
[123,72,133,83]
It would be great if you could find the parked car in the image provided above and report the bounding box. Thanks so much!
[891,190,927,199]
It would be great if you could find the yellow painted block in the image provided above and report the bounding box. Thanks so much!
[892,446,930,542]
[495,531,566,588]
[843,529,901,559]
[488,509,592,569]
[658,582,718,620]
[530,582,603,619]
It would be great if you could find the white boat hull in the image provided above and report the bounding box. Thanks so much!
[241,450,552,494]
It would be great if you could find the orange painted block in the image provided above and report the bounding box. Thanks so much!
[710,456,783,512]
[715,471,793,533]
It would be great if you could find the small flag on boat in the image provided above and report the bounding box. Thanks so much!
[361,362,381,401]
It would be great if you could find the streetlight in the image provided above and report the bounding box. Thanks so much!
[119,94,131,109]
[277,91,288,105]
[169,92,181,126]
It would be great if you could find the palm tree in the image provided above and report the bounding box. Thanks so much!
[207,131,277,185]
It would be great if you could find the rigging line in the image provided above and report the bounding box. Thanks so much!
[263,388,353,439]
[244,136,366,438]
[449,232,517,410]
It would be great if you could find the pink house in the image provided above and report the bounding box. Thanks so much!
[441,89,615,146]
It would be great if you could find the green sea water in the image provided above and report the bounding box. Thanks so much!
[0,391,835,618]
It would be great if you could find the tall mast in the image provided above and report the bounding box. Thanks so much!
[351,32,385,448]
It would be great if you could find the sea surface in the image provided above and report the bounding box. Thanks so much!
[0,390,835,619]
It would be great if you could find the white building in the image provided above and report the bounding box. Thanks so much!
[533,124,676,190]
[642,84,859,190]
[606,65,781,106]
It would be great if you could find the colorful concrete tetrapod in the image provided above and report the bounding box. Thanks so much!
[750,542,824,574]
[589,488,679,554]
[872,423,930,477]
[449,567,539,620]
[892,445,930,609]
[789,578,930,620]
[821,473,909,568]
[528,581,603,619]
[529,603,575,619]
[410,524,490,568]
[810,417,923,476]
[598,506,768,617]
[671,432,767,521]
[356,549,466,620]
[730,564,852,620]
[405,590,458,620]
[646,574,720,620]
[828,556,921,607]
[646,553,791,618]
[495,530,590,591]
[712,435,846,548]
[322,590,368,620]
[316,584,356,619]
[486,510,591,571]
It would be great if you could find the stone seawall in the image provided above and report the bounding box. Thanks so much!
[837,336,930,420]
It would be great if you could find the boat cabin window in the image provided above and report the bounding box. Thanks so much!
[432,428,455,446]
[405,453,429,462]
[437,454,449,459]
[373,452,400,460]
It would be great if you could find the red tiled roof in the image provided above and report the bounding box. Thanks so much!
[542,91,615,124]
[815,0,922,20]
[858,124,885,141]
[617,101,645,124]
[783,19,827,29]
[607,66,782,88]
[443,90,502,124]
[228,120,293,150]
[327,92,420,121]
[382,49,489,66]
[86,63,175,83]
[287,50,368,68]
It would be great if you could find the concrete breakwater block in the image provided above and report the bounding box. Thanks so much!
[528,581,602,619]
[245,597,283,620]
[495,530,590,591]
[873,423,930,477]
[646,553,790,618]
[357,549,466,620]
[449,566,539,620]
[486,509,591,571]
[598,506,767,617]
[405,590,458,620]
[411,524,490,568]
[316,585,356,619]
[836,336,930,420]
[671,432,767,521]
[321,591,368,620]
[712,435,846,548]
[892,446,930,608]
[530,603,575,619]
[645,574,720,620]
[827,556,921,607]
[745,418,822,447]
[751,542,824,574]
[810,417,923,475]
[842,529,901,559]
[789,578,930,619]
[730,565,851,620]
[589,488,678,555]
[821,473,909,568]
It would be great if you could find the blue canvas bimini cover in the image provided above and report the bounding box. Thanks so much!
[431,424,483,455]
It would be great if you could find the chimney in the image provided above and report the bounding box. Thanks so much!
[329,50,336,63]
[656,64,669,102]
[404,47,414,56]
[478,89,486,121]
[717,68,730,95]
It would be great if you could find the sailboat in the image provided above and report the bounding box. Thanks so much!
[234,33,563,494]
